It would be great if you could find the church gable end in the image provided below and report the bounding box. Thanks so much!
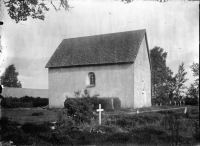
[133,34,151,108]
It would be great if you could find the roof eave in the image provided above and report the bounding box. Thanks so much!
[46,61,134,69]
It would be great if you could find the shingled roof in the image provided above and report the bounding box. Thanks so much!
[45,29,147,68]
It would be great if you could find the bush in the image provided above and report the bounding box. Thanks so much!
[1,98,33,108]
[21,96,48,107]
[95,98,113,110]
[64,97,94,124]
[64,96,122,124]
[185,97,198,105]
[1,96,48,108]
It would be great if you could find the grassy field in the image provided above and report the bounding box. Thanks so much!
[1,105,199,146]
[1,105,194,124]
[1,107,60,124]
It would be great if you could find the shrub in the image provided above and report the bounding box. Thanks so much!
[21,96,48,107]
[64,97,94,124]
[185,97,198,105]
[95,98,113,110]
[1,96,48,108]
[32,97,48,107]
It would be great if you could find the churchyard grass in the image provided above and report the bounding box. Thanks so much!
[1,105,199,145]
[1,108,59,124]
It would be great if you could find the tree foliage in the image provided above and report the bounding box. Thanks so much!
[190,63,199,89]
[188,63,199,99]
[3,0,70,23]
[187,84,198,99]
[3,0,171,23]
[1,64,22,88]
[173,63,188,98]
[150,47,173,102]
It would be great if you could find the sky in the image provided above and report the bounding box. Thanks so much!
[0,0,199,89]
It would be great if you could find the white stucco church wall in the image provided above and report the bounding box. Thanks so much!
[134,35,151,108]
[48,63,135,108]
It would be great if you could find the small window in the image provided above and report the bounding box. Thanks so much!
[89,72,95,86]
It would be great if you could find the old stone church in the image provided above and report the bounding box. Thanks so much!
[46,29,152,108]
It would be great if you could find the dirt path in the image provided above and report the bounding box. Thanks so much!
[105,106,187,115]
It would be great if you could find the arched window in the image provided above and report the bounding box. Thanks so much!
[89,72,95,86]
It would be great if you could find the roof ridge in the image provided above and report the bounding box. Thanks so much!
[62,29,146,41]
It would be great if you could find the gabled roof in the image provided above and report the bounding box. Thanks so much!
[45,29,147,68]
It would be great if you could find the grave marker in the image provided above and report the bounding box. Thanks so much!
[111,98,114,109]
[184,107,187,114]
[97,104,104,125]
[136,109,139,114]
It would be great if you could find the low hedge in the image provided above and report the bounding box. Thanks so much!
[1,96,48,108]
[1,99,33,108]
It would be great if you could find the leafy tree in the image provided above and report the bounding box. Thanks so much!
[189,62,199,99]
[1,64,22,88]
[2,0,70,23]
[3,0,169,23]
[187,83,198,99]
[150,47,174,104]
[190,63,199,89]
[173,63,188,99]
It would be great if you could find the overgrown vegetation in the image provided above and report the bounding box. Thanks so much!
[64,89,121,124]
[1,106,199,145]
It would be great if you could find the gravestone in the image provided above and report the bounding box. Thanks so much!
[184,107,187,114]
[111,98,114,109]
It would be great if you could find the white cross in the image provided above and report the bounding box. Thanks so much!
[96,104,104,125]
